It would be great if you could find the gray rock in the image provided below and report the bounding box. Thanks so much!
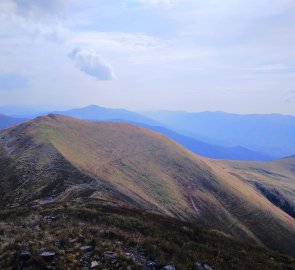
[195,262,214,270]
[91,260,100,268]
[103,251,117,259]
[163,266,176,270]
[40,251,56,261]
[80,245,94,253]
[40,251,56,257]
[148,262,158,270]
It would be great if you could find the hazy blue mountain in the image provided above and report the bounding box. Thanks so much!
[0,105,66,118]
[135,123,274,161]
[55,105,161,126]
[0,114,27,129]
[143,111,295,158]
[1,104,291,160]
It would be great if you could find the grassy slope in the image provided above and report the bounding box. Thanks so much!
[1,114,295,256]
[1,201,295,270]
[222,157,295,218]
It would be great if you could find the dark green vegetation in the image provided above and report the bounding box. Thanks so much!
[1,200,295,270]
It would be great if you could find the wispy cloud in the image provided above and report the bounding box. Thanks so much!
[1,0,295,113]
[72,32,167,54]
[68,48,116,81]
[0,0,67,42]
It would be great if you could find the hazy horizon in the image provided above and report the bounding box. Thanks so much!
[1,0,295,114]
[2,103,295,117]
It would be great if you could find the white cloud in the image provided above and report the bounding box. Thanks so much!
[68,48,116,81]
[0,0,66,19]
[1,0,295,114]
[0,0,67,42]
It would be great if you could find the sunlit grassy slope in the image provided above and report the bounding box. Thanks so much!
[1,114,295,256]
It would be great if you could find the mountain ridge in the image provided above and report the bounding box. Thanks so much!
[1,105,287,161]
[1,114,295,256]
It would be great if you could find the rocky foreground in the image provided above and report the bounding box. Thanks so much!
[0,199,294,270]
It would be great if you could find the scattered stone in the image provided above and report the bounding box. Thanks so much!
[37,197,56,205]
[195,262,214,270]
[40,251,56,261]
[80,245,94,253]
[163,266,176,270]
[43,215,57,224]
[103,251,117,259]
[91,260,100,268]
[82,251,94,258]
[148,262,159,270]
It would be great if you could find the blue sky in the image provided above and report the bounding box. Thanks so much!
[0,0,295,114]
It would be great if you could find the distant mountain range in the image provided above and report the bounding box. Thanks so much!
[0,114,27,129]
[134,123,273,161]
[1,105,295,160]
[1,114,295,256]
[143,111,295,158]
[54,105,161,126]
[52,105,276,161]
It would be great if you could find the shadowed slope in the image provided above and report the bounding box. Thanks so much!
[1,114,295,255]
[224,157,295,220]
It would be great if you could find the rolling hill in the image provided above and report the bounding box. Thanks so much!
[143,111,295,158]
[1,114,295,257]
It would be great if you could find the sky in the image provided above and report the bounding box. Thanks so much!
[0,0,295,114]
